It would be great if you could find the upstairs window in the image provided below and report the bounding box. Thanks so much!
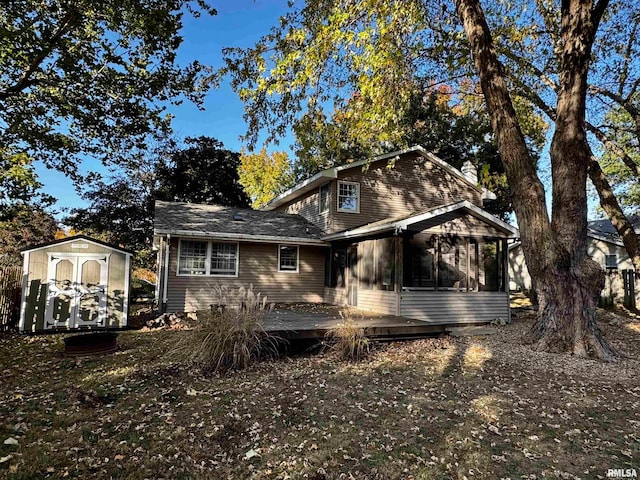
[319,183,330,213]
[337,181,359,213]
[605,254,618,269]
[278,245,299,272]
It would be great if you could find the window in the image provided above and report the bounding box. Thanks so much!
[605,254,618,269]
[177,240,238,276]
[211,243,238,275]
[319,183,330,213]
[337,181,359,213]
[278,245,299,272]
[178,240,207,275]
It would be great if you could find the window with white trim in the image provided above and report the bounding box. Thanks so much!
[178,240,238,276]
[178,240,207,275]
[605,254,618,269]
[319,183,330,213]
[211,242,238,275]
[278,245,299,272]
[337,181,359,212]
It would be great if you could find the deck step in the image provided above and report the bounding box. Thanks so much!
[446,326,497,337]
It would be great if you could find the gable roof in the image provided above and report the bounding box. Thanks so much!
[261,146,494,211]
[322,200,518,241]
[21,234,133,255]
[153,201,327,245]
[587,215,640,244]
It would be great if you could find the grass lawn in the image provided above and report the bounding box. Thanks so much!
[1,311,639,479]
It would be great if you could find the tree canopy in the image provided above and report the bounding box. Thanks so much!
[238,149,294,209]
[66,136,249,268]
[0,204,58,267]
[1,0,216,197]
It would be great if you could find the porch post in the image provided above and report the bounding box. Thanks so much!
[434,235,439,292]
[502,239,509,293]
[466,238,471,293]
[394,235,402,316]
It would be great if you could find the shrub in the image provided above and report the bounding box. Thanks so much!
[172,285,281,373]
[324,311,371,362]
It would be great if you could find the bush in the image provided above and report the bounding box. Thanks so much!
[171,285,281,373]
[324,311,371,362]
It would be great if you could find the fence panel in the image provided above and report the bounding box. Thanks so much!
[0,266,23,330]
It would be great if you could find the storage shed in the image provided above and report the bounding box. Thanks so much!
[19,235,132,333]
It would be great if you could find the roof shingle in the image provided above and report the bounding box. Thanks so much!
[153,201,326,242]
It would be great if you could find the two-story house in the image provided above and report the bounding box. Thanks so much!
[153,146,518,324]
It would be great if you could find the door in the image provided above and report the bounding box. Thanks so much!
[45,254,109,329]
[347,246,358,306]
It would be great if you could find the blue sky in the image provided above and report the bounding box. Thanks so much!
[39,0,292,214]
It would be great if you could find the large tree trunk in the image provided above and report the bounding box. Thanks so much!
[455,0,615,360]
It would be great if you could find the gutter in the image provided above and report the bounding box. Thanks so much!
[162,234,170,309]
[153,229,328,246]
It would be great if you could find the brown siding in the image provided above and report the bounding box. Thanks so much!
[279,185,331,232]
[332,153,483,233]
[166,238,326,312]
[274,152,483,235]
[420,213,506,237]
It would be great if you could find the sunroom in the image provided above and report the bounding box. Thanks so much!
[322,201,518,324]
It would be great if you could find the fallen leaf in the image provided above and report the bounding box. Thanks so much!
[3,437,18,446]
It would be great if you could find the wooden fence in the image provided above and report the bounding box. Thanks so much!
[0,266,23,331]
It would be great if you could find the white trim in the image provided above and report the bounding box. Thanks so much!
[337,181,360,213]
[154,230,327,246]
[278,244,300,273]
[323,200,518,241]
[176,239,240,277]
[122,253,131,327]
[23,237,130,255]
[162,234,170,306]
[18,251,29,332]
[261,169,338,211]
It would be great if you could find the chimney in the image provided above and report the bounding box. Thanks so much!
[461,160,478,185]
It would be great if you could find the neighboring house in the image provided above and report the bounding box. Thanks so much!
[154,146,518,324]
[509,216,639,302]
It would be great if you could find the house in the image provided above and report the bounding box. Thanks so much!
[19,235,132,333]
[154,146,518,324]
[509,216,639,303]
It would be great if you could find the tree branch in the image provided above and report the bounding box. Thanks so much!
[0,9,78,101]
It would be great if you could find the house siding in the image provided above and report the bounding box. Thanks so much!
[333,153,483,233]
[165,238,326,312]
[274,152,483,234]
[356,289,398,315]
[400,291,509,324]
[279,185,331,233]
[324,287,347,306]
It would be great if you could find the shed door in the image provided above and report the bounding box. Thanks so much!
[45,254,109,329]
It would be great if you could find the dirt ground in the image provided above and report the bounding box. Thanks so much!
[0,308,638,479]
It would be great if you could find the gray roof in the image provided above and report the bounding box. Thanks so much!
[588,215,640,239]
[153,201,326,244]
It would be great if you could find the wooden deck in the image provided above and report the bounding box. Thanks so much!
[263,307,451,341]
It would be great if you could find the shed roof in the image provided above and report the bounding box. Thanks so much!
[153,201,327,245]
[21,234,133,254]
